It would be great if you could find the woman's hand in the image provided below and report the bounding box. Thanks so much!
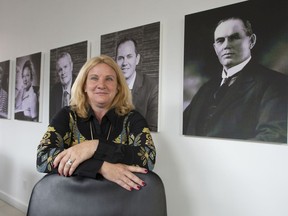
[99,161,148,191]
[53,140,99,176]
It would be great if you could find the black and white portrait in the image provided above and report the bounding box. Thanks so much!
[15,52,41,122]
[101,22,160,132]
[0,60,10,119]
[49,41,88,121]
[183,1,288,143]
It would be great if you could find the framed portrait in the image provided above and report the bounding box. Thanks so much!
[101,22,160,132]
[15,52,42,122]
[0,60,10,119]
[49,40,88,121]
[183,1,288,144]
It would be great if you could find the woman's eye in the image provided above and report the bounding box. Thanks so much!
[106,76,115,81]
[90,76,98,80]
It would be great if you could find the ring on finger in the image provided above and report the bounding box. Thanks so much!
[66,158,74,166]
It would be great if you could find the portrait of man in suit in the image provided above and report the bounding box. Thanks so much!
[183,1,288,143]
[49,41,88,121]
[50,51,74,120]
[115,37,158,132]
[101,22,160,132]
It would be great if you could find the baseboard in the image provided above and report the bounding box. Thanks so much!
[0,190,28,213]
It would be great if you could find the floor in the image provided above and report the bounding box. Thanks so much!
[0,200,26,216]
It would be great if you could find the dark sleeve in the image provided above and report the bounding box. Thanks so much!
[73,158,104,179]
[253,76,287,143]
[37,107,104,178]
[36,107,71,173]
[93,111,156,170]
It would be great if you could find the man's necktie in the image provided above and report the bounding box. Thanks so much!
[63,90,69,106]
[213,76,232,100]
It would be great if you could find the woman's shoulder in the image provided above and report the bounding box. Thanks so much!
[50,106,74,125]
[111,108,148,125]
[1,88,8,96]
[126,109,143,118]
[126,109,149,125]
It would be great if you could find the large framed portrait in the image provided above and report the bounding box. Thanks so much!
[183,1,288,144]
[49,40,88,121]
[15,52,42,122]
[101,22,160,132]
[0,60,10,119]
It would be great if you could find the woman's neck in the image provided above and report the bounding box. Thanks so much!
[25,85,32,92]
[92,106,108,123]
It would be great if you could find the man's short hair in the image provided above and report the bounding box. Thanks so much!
[115,37,139,57]
[56,52,72,64]
[215,17,254,36]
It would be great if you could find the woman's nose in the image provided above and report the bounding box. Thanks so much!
[97,79,105,88]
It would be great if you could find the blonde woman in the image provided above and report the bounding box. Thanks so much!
[37,55,156,191]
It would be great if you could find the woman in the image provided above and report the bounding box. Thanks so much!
[15,60,38,121]
[37,55,156,191]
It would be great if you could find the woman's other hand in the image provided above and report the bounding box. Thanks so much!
[53,140,99,176]
[99,162,148,191]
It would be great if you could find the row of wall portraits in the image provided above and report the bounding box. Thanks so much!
[1,1,287,144]
[1,21,161,133]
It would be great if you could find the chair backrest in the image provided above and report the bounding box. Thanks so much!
[27,171,167,216]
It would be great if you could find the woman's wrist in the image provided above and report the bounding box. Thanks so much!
[91,139,99,151]
[98,161,107,175]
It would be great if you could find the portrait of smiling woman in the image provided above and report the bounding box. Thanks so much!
[37,55,156,191]
[15,53,41,122]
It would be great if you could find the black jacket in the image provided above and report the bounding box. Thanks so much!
[183,61,288,143]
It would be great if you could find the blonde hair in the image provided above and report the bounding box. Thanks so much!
[70,55,134,118]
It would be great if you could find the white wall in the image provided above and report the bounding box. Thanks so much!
[1,0,288,215]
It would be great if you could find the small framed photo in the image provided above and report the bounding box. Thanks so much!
[49,41,88,121]
[15,52,42,122]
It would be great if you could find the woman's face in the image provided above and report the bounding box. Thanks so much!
[22,67,32,90]
[85,63,118,110]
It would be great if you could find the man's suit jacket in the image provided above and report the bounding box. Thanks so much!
[49,82,64,121]
[132,72,158,132]
[50,75,76,121]
[183,61,288,143]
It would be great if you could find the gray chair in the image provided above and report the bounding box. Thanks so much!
[27,171,167,216]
